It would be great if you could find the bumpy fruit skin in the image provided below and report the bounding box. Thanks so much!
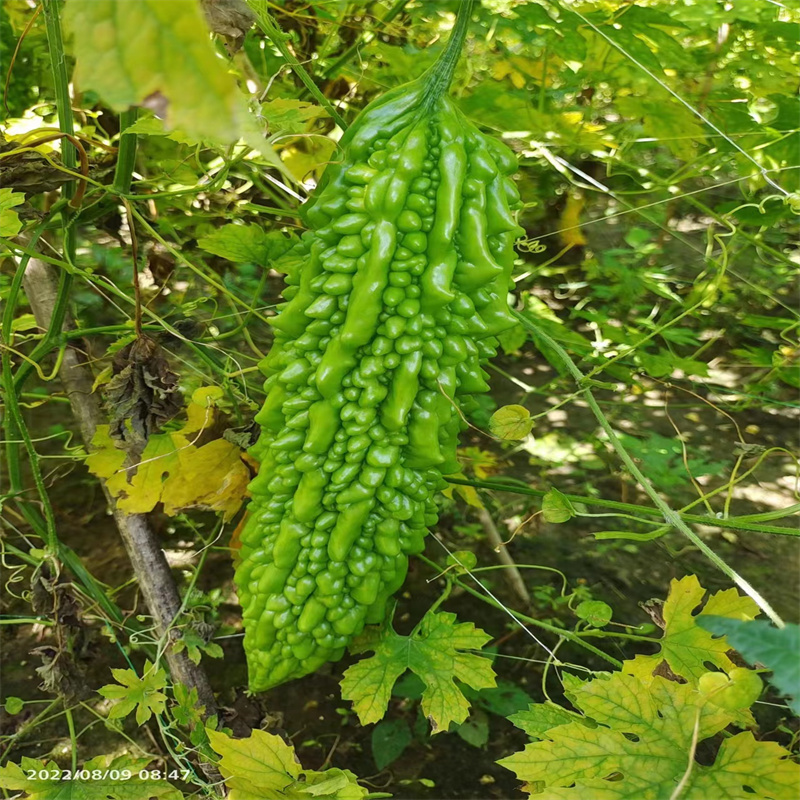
[236,74,524,692]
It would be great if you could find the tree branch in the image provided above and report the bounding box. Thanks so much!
[21,255,220,719]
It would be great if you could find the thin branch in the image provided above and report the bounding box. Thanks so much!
[476,506,531,607]
[20,254,221,721]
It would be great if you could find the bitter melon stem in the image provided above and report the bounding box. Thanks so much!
[421,0,476,110]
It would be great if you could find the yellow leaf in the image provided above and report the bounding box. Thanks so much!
[459,447,500,481]
[114,434,180,514]
[85,425,126,478]
[559,192,588,247]
[91,366,113,393]
[180,386,225,434]
[623,575,759,687]
[491,60,513,81]
[162,438,250,521]
[442,472,484,509]
[281,137,336,183]
[85,421,249,520]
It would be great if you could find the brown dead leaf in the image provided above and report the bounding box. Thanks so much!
[105,335,181,448]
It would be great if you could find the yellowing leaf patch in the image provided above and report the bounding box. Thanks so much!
[500,670,799,799]
[624,574,759,685]
[207,727,372,800]
[66,0,244,143]
[341,611,496,733]
[558,192,588,247]
[86,388,250,520]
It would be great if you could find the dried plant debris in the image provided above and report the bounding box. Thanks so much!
[105,335,181,448]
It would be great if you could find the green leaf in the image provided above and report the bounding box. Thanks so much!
[65,0,275,159]
[173,627,223,665]
[123,114,199,145]
[3,697,23,715]
[172,684,205,729]
[615,432,727,490]
[260,98,328,134]
[0,187,24,238]
[499,671,800,798]
[698,667,763,712]
[474,680,533,718]
[575,600,613,628]
[697,617,800,715]
[0,754,181,800]
[371,719,412,770]
[497,324,527,355]
[341,611,497,733]
[97,660,167,725]
[11,313,38,333]
[446,549,477,573]
[541,487,575,524]
[508,702,581,739]
[454,708,490,748]
[207,727,301,797]
[624,575,759,686]
[207,728,373,799]
[489,404,533,440]
[198,224,296,266]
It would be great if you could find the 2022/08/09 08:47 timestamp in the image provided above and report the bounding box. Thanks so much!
[25,767,192,781]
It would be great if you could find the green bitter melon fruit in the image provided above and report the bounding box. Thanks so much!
[236,1,524,691]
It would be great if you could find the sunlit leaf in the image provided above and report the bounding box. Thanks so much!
[341,611,496,732]
[697,617,800,715]
[499,671,799,798]
[86,387,251,521]
[489,405,533,440]
[0,187,24,238]
[207,728,373,799]
[260,97,328,134]
[207,727,301,797]
[624,575,759,686]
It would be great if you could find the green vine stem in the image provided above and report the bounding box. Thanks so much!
[1,367,57,549]
[247,0,349,130]
[42,0,75,183]
[512,310,785,628]
[113,107,139,193]
[418,554,622,668]
[445,477,799,537]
